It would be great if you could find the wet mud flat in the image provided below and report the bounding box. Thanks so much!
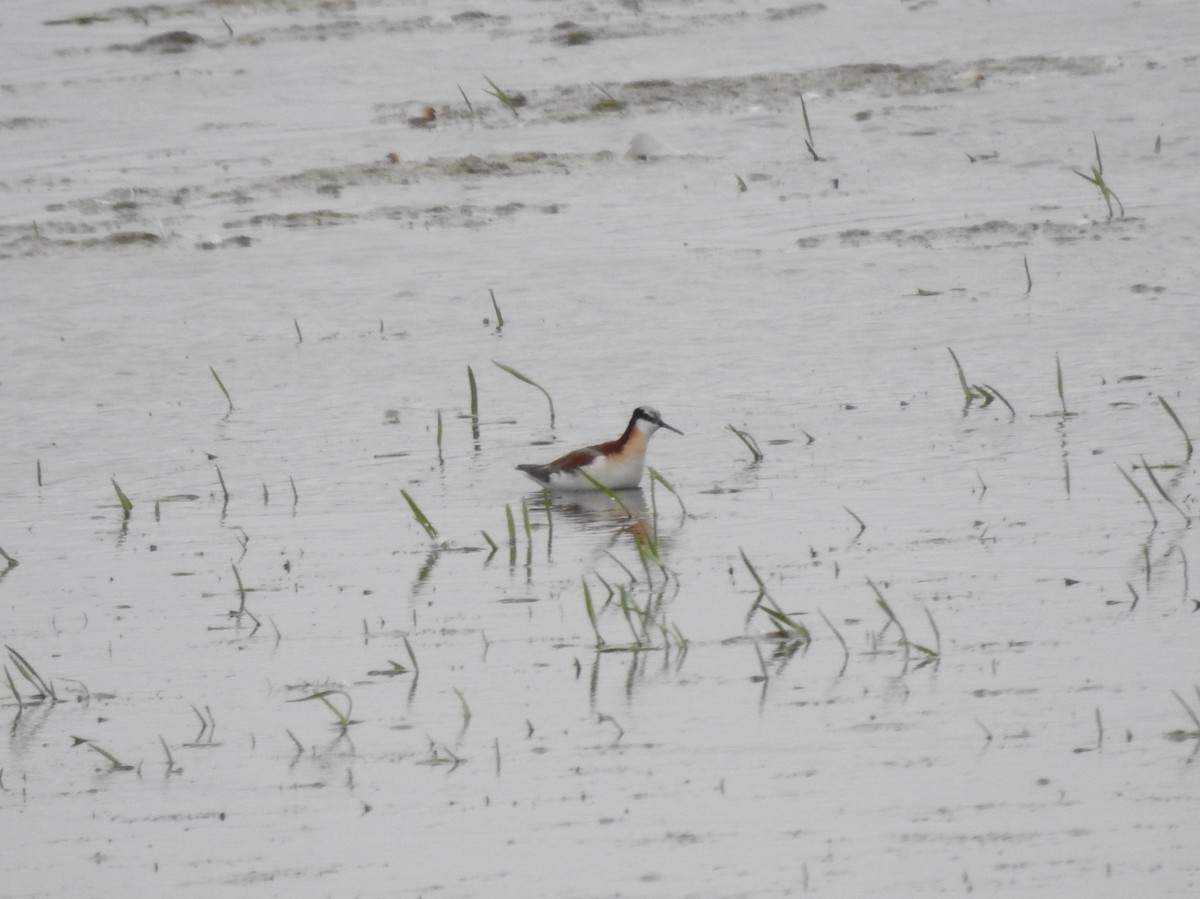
[3,0,1200,896]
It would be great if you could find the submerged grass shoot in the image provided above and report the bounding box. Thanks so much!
[481,530,498,554]
[843,506,866,538]
[868,578,914,666]
[6,645,58,703]
[231,563,247,611]
[111,477,132,519]
[482,74,520,117]
[160,735,181,775]
[1056,353,1068,417]
[1073,133,1124,221]
[467,365,479,421]
[947,347,980,406]
[403,634,420,678]
[401,490,439,539]
[456,83,474,118]
[979,382,1016,420]
[947,348,1010,414]
[288,689,358,730]
[436,409,444,465]
[818,609,850,676]
[71,736,133,771]
[1158,395,1193,461]
[739,548,769,604]
[727,425,763,462]
[210,365,233,412]
[590,81,623,112]
[648,467,687,516]
[1171,687,1200,734]
[492,360,555,428]
[751,640,770,683]
[1140,455,1189,523]
[799,93,819,161]
[454,687,472,731]
[739,549,810,642]
[583,578,605,648]
[579,469,636,520]
[521,497,532,544]
[488,288,504,329]
[1117,464,1158,527]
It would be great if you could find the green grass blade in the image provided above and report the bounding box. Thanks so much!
[542,489,553,550]
[492,360,554,427]
[467,366,479,420]
[403,634,420,677]
[1158,395,1193,460]
[818,609,849,675]
[978,382,1016,420]
[456,82,474,118]
[923,605,942,655]
[401,490,438,538]
[72,737,130,770]
[760,604,810,641]
[210,365,233,412]
[578,469,634,517]
[868,577,910,647]
[1116,464,1157,527]
[1055,353,1067,416]
[583,578,605,648]
[1140,455,1189,523]
[231,563,247,611]
[727,425,763,462]
[947,347,975,405]
[111,477,132,518]
[1170,689,1200,732]
[843,506,866,537]
[488,288,504,328]
[799,93,819,161]
[739,548,768,593]
[436,410,444,465]
[6,645,57,700]
[482,74,520,117]
[5,665,24,710]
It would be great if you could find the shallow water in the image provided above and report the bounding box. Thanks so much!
[3,0,1200,895]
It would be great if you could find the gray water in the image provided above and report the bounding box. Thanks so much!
[3,0,1200,895]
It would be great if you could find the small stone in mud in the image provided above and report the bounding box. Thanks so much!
[446,155,506,175]
[117,31,205,54]
[196,235,253,250]
[553,22,594,45]
[106,231,161,244]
